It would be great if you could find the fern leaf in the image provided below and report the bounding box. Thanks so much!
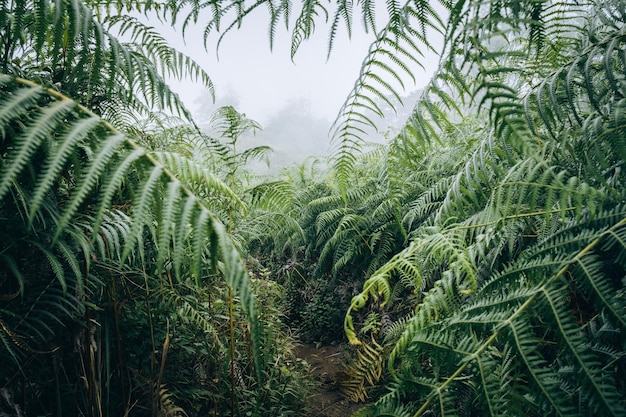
[340,338,384,402]
[28,115,101,222]
[54,133,127,243]
[122,164,163,264]
[0,97,75,203]
[28,240,67,293]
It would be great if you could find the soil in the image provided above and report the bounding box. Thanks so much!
[295,343,364,417]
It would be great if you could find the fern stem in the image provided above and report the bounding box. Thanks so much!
[228,285,236,415]
[447,206,578,231]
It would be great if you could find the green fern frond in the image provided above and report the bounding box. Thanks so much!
[56,133,128,243]
[491,157,603,223]
[152,151,244,210]
[288,0,322,57]
[27,114,102,223]
[327,0,353,59]
[351,399,414,417]
[91,147,146,237]
[329,0,446,192]
[383,208,626,416]
[242,211,306,253]
[248,180,295,211]
[106,14,214,97]
[360,0,377,34]
[2,1,201,120]
[29,240,67,292]
[239,145,272,167]
[318,213,369,268]
[0,74,265,387]
[121,163,163,264]
[0,93,75,203]
[315,207,351,238]
[543,283,625,417]
[404,176,452,230]
[154,285,226,351]
[575,251,626,329]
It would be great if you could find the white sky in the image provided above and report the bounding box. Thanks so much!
[150,2,448,129]
[164,14,379,124]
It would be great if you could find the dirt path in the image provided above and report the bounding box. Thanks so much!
[295,343,363,417]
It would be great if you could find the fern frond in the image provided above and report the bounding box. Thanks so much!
[2,0,204,121]
[329,0,446,192]
[152,151,244,210]
[327,0,352,59]
[340,338,384,402]
[0,74,265,387]
[388,210,626,416]
[106,14,215,97]
[56,133,128,243]
[0,92,75,203]
[27,114,101,222]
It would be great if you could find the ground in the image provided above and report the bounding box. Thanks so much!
[295,343,365,417]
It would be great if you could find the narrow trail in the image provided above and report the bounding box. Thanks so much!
[295,343,363,417]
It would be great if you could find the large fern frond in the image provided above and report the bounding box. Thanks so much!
[1,0,210,121]
[330,0,447,192]
[0,74,264,384]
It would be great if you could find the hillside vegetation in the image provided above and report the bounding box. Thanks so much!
[1,1,625,416]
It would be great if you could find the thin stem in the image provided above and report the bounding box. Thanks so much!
[228,285,236,415]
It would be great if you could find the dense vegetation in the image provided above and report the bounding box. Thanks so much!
[1,0,625,416]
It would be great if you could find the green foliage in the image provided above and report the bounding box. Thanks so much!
[0,72,272,415]
[301,279,354,343]
[336,0,626,415]
[0,0,213,123]
[4,0,626,416]
[133,1,626,415]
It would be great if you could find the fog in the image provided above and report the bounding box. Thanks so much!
[148,6,440,171]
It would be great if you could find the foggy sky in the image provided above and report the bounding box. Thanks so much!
[165,11,379,125]
[148,6,442,166]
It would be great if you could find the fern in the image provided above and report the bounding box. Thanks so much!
[53,2,626,416]
[1,0,211,122]
[366,208,626,416]
[329,0,447,193]
[0,74,265,395]
[152,151,244,209]
[336,2,626,415]
[340,338,385,402]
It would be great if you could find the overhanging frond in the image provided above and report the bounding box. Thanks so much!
[0,74,265,384]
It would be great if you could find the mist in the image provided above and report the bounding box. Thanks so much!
[190,88,426,174]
